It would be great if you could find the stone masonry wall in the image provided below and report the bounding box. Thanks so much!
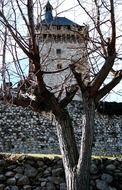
[0,154,121,190]
[0,101,121,156]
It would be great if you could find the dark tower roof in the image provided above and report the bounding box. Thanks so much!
[41,1,80,26]
[44,1,53,23]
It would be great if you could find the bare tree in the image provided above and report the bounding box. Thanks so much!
[0,0,122,190]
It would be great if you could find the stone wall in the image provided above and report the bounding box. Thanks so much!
[0,154,121,190]
[0,101,121,156]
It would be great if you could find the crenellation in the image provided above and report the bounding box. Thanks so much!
[37,32,83,43]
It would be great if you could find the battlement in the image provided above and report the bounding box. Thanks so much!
[36,25,88,43]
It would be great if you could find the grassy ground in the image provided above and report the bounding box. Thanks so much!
[0,153,62,161]
[92,155,122,160]
[0,152,121,161]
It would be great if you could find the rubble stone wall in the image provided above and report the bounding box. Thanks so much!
[0,155,121,190]
[0,101,121,156]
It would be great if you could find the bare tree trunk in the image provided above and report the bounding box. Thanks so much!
[55,109,79,190]
[55,97,95,190]
[76,96,95,190]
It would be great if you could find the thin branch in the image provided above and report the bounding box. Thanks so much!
[0,11,31,58]
[43,66,69,74]
[94,0,107,56]
[16,0,30,34]
[27,0,37,52]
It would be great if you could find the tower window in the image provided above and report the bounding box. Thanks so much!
[57,35,61,41]
[48,34,52,40]
[67,26,71,30]
[57,63,62,69]
[67,34,70,41]
[56,49,61,54]
[43,34,47,39]
[53,34,56,40]
[57,26,61,30]
[71,35,76,42]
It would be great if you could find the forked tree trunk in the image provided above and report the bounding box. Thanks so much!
[55,108,79,189]
[76,97,95,190]
[55,97,95,190]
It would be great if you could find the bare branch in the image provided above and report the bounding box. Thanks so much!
[110,0,116,51]
[60,85,79,108]
[0,11,31,57]
[91,53,116,95]
[43,66,69,74]
[16,0,30,34]
[94,0,107,56]
[69,63,86,92]
[27,0,37,53]
[95,70,122,102]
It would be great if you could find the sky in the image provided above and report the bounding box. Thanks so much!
[0,0,122,102]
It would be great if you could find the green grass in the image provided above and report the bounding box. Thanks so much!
[0,152,62,160]
[0,152,121,160]
[92,155,122,160]
[27,153,62,159]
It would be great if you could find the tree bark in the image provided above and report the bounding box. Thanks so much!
[77,96,95,190]
[55,96,95,190]
[55,108,79,190]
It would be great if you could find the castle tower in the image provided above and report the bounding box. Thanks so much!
[36,1,89,100]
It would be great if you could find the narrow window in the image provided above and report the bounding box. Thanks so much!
[56,49,61,55]
[57,35,61,42]
[43,34,47,39]
[57,26,61,30]
[67,34,70,41]
[67,26,71,30]
[57,63,62,69]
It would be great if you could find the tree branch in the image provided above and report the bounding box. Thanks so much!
[27,0,37,53]
[110,0,116,51]
[0,11,31,58]
[60,85,79,108]
[0,93,35,108]
[16,0,30,34]
[43,66,69,74]
[94,0,107,56]
[95,70,122,102]
[91,53,116,95]
[69,64,86,92]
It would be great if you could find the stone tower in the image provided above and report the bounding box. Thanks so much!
[36,1,89,100]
